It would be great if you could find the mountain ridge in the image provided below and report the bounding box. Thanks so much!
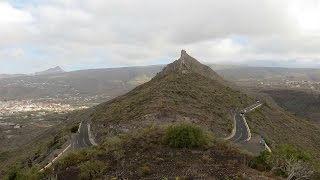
[35,66,65,76]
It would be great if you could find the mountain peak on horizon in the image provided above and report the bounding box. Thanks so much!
[157,50,223,81]
[35,66,65,75]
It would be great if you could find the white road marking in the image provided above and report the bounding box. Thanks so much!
[78,122,82,133]
[234,132,243,142]
[82,136,88,147]
[247,103,262,112]
[242,103,262,141]
[242,116,252,141]
[87,123,98,146]
[264,143,272,153]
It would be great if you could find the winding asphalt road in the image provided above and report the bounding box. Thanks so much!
[229,102,262,143]
[40,121,94,171]
[72,121,93,151]
[41,102,264,172]
[72,103,262,150]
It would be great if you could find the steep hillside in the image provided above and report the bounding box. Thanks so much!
[261,89,320,123]
[0,109,88,177]
[54,126,278,180]
[245,100,320,159]
[91,50,254,141]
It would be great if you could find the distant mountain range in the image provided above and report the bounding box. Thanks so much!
[0,65,163,102]
[0,74,25,79]
[2,63,320,103]
[35,66,65,76]
[0,66,65,79]
[3,63,320,82]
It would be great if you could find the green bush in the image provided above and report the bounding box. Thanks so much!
[79,160,108,180]
[252,151,271,171]
[4,164,42,180]
[162,123,208,148]
[4,164,22,180]
[54,151,87,171]
[101,136,123,152]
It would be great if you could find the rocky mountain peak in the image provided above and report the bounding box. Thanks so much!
[180,49,187,58]
[157,50,223,81]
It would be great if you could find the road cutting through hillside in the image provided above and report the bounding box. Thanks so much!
[72,121,94,151]
[227,102,272,154]
[229,102,262,143]
[41,102,263,172]
[40,121,95,172]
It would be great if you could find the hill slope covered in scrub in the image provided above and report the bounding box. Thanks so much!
[91,50,254,141]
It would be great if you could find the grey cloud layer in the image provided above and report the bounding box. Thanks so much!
[1,0,320,73]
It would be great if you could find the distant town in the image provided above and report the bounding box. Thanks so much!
[0,100,88,118]
[240,79,320,91]
[0,99,90,152]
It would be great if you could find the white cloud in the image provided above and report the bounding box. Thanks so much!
[1,0,320,73]
[0,2,36,46]
[0,2,33,24]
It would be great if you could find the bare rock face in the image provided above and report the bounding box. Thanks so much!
[157,50,224,82]
[178,50,188,74]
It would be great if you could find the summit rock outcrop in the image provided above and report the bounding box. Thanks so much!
[157,50,224,82]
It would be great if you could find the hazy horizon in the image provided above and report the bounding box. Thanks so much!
[4,59,320,75]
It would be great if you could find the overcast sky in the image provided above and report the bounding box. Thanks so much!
[1,0,320,73]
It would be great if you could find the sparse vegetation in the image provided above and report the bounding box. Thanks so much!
[1,125,70,177]
[263,89,320,123]
[137,164,151,177]
[79,160,108,180]
[4,164,42,180]
[246,104,320,162]
[48,126,266,179]
[0,109,91,178]
[201,155,210,164]
[92,72,254,141]
[253,144,319,179]
[54,151,88,171]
